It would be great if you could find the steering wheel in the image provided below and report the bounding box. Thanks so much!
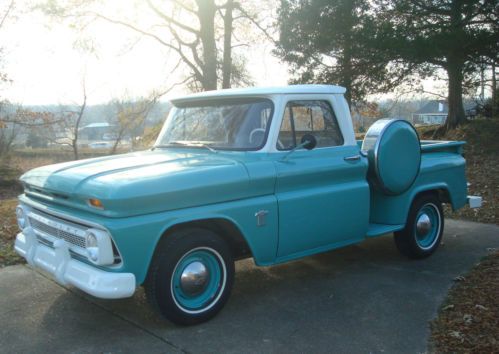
[277,139,285,150]
[249,128,266,144]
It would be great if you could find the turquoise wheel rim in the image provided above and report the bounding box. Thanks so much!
[414,203,440,250]
[171,247,226,314]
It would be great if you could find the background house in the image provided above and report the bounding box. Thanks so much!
[412,101,448,125]
[412,100,478,125]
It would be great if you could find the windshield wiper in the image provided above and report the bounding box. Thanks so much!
[154,141,217,153]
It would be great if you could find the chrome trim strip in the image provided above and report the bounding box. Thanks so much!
[19,195,107,231]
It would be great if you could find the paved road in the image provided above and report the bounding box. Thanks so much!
[1,220,498,354]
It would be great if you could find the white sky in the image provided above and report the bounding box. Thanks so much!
[1,0,289,105]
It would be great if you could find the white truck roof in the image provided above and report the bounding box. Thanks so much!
[171,85,346,104]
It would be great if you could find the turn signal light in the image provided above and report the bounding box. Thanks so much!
[88,198,104,209]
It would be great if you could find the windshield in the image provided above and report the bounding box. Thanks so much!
[155,98,274,151]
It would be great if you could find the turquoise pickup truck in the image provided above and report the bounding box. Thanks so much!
[15,85,481,325]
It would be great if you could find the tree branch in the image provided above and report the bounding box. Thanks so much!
[418,89,447,99]
[234,5,276,44]
[411,0,451,17]
[168,22,204,72]
[0,0,14,29]
[171,0,198,15]
[90,12,204,82]
[146,0,199,34]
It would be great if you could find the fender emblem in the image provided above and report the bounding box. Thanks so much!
[255,210,269,227]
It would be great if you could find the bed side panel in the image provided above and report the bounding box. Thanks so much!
[369,152,467,225]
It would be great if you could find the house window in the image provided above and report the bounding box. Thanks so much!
[276,100,343,150]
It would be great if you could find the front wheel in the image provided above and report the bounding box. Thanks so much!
[145,228,234,325]
[394,194,444,259]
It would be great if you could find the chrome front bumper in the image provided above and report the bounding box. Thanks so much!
[15,226,136,299]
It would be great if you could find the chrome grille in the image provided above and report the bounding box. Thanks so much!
[29,217,86,248]
[27,210,88,256]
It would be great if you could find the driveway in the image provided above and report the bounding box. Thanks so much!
[1,219,498,354]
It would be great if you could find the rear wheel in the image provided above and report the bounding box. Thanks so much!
[394,194,444,259]
[145,228,234,325]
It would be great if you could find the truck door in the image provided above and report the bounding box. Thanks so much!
[274,99,370,259]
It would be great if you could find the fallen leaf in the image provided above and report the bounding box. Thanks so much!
[463,314,473,325]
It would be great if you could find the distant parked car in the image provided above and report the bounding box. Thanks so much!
[88,141,113,149]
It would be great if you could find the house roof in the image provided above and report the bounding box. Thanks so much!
[80,122,112,129]
[170,85,346,105]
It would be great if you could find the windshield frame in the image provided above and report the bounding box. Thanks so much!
[154,97,275,152]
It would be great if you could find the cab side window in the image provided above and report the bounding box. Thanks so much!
[276,100,343,150]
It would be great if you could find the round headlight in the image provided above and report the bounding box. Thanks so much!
[16,206,26,230]
[84,229,114,265]
[85,231,98,248]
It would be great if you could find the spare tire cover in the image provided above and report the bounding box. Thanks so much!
[361,119,421,195]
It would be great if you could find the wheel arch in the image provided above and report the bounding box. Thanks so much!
[404,185,450,223]
[159,218,253,261]
[394,184,452,224]
[412,187,451,205]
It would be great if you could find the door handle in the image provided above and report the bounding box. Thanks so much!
[344,155,361,162]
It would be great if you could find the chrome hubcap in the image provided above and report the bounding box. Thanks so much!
[180,261,210,296]
[416,213,432,236]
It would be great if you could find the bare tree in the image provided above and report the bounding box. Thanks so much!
[40,0,274,91]
[0,103,21,155]
[0,0,15,90]
[0,104,62,156]
[109,97,154,154]
[43,80,87,160]
[71,82,87,159]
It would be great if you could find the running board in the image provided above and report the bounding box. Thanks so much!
[366,223,405,237]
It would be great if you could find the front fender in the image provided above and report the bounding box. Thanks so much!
[106,195,278,285]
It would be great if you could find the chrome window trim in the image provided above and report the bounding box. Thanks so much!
[275,99,345,151]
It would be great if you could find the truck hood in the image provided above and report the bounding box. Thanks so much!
[20,150,255,217]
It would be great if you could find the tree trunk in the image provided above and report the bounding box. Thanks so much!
[110,131,123,155]
[492,63,497,118]
[73,138,79,160]
[72,86,87,160]
[222,0,233,89]
[196,0,217,91]
[339,0,353,108]
[444,59,466,130]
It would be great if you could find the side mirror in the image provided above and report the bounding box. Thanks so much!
[301,134,317,150]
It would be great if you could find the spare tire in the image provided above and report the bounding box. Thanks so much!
[361,119,421,195]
